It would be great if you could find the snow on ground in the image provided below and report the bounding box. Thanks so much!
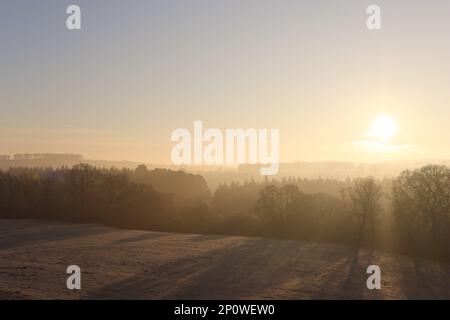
[1,220,450,300]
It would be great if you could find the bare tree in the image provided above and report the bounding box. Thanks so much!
[393,165,450,257]
[255,184,305,228]
[342,177,382,246]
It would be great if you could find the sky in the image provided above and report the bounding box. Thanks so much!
[1,0,450,164]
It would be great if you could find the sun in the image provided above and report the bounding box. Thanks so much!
[367,114,398,141]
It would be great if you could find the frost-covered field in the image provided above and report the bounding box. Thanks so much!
[1,220,450,300]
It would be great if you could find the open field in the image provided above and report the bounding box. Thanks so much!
[1,220,450,300]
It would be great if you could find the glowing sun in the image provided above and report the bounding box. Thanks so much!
[367,114,398,141]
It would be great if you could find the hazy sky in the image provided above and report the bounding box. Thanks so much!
[1,0,450,163]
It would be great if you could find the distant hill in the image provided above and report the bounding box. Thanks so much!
[238,160,450,179]
[190,160,450,190]
[0,153,143,170]
[3,154,450,190]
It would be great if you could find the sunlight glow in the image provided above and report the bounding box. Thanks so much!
[367,114,398,141]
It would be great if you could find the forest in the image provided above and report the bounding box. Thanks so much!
[0,163,449,261]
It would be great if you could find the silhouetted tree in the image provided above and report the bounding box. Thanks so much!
[393,165,450,258]
[342,177,382,246]
[132,166,211,207]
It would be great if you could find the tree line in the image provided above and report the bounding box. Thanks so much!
[0,164,449,260]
